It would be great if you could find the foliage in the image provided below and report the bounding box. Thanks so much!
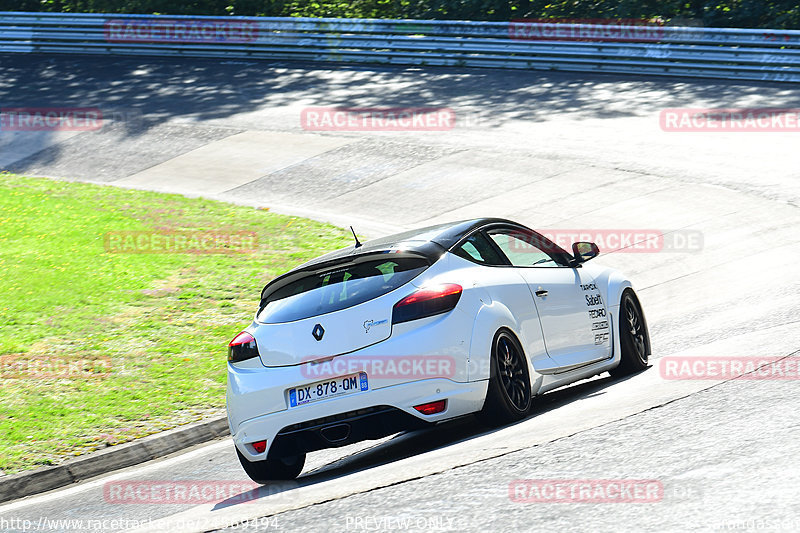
[1,0,799,28]
[0,173,350,473]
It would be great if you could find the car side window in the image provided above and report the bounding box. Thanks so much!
[487,228,563,267]
[453,232,507,265]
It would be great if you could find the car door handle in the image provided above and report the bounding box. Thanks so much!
[535,288,548,297]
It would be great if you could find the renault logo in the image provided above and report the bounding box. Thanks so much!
[312,324,325,341]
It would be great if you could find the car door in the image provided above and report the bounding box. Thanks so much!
[451,231,558,374]
[484,226,611,371]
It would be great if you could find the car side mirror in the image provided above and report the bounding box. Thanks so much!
[571,241,600,265]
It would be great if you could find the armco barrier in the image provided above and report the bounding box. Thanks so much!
[1,12,799,82]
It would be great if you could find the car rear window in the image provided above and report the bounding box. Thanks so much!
[257,255,430,323]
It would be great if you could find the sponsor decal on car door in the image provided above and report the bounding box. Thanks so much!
[518,268,611,369]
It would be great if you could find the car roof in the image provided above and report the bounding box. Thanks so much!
[290,217,522,272]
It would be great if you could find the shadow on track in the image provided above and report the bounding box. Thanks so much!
[3,53,800,180]
[212,366,651,509]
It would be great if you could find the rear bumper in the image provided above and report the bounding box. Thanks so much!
[228,304,486,461]
[269,405,426,456]
[229,376,487,461]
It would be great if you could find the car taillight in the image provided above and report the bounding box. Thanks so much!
[392,284,462,324]
[228,331,259,363]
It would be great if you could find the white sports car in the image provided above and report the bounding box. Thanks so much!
[226,218,650,482]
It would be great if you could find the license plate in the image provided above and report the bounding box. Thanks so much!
[289,372,368,408]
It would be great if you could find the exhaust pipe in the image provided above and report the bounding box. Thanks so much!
[319,423,351,443]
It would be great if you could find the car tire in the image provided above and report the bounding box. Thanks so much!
[609,289,650,377]
[477,330,532,426]
[236,448,306,483]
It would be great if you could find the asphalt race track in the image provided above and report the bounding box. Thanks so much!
[1,54,799,533]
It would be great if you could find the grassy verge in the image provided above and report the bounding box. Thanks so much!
[0,173,351,474]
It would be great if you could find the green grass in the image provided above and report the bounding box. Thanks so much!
[0,173,351,474]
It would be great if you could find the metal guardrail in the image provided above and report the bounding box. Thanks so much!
[2,12,800,82]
